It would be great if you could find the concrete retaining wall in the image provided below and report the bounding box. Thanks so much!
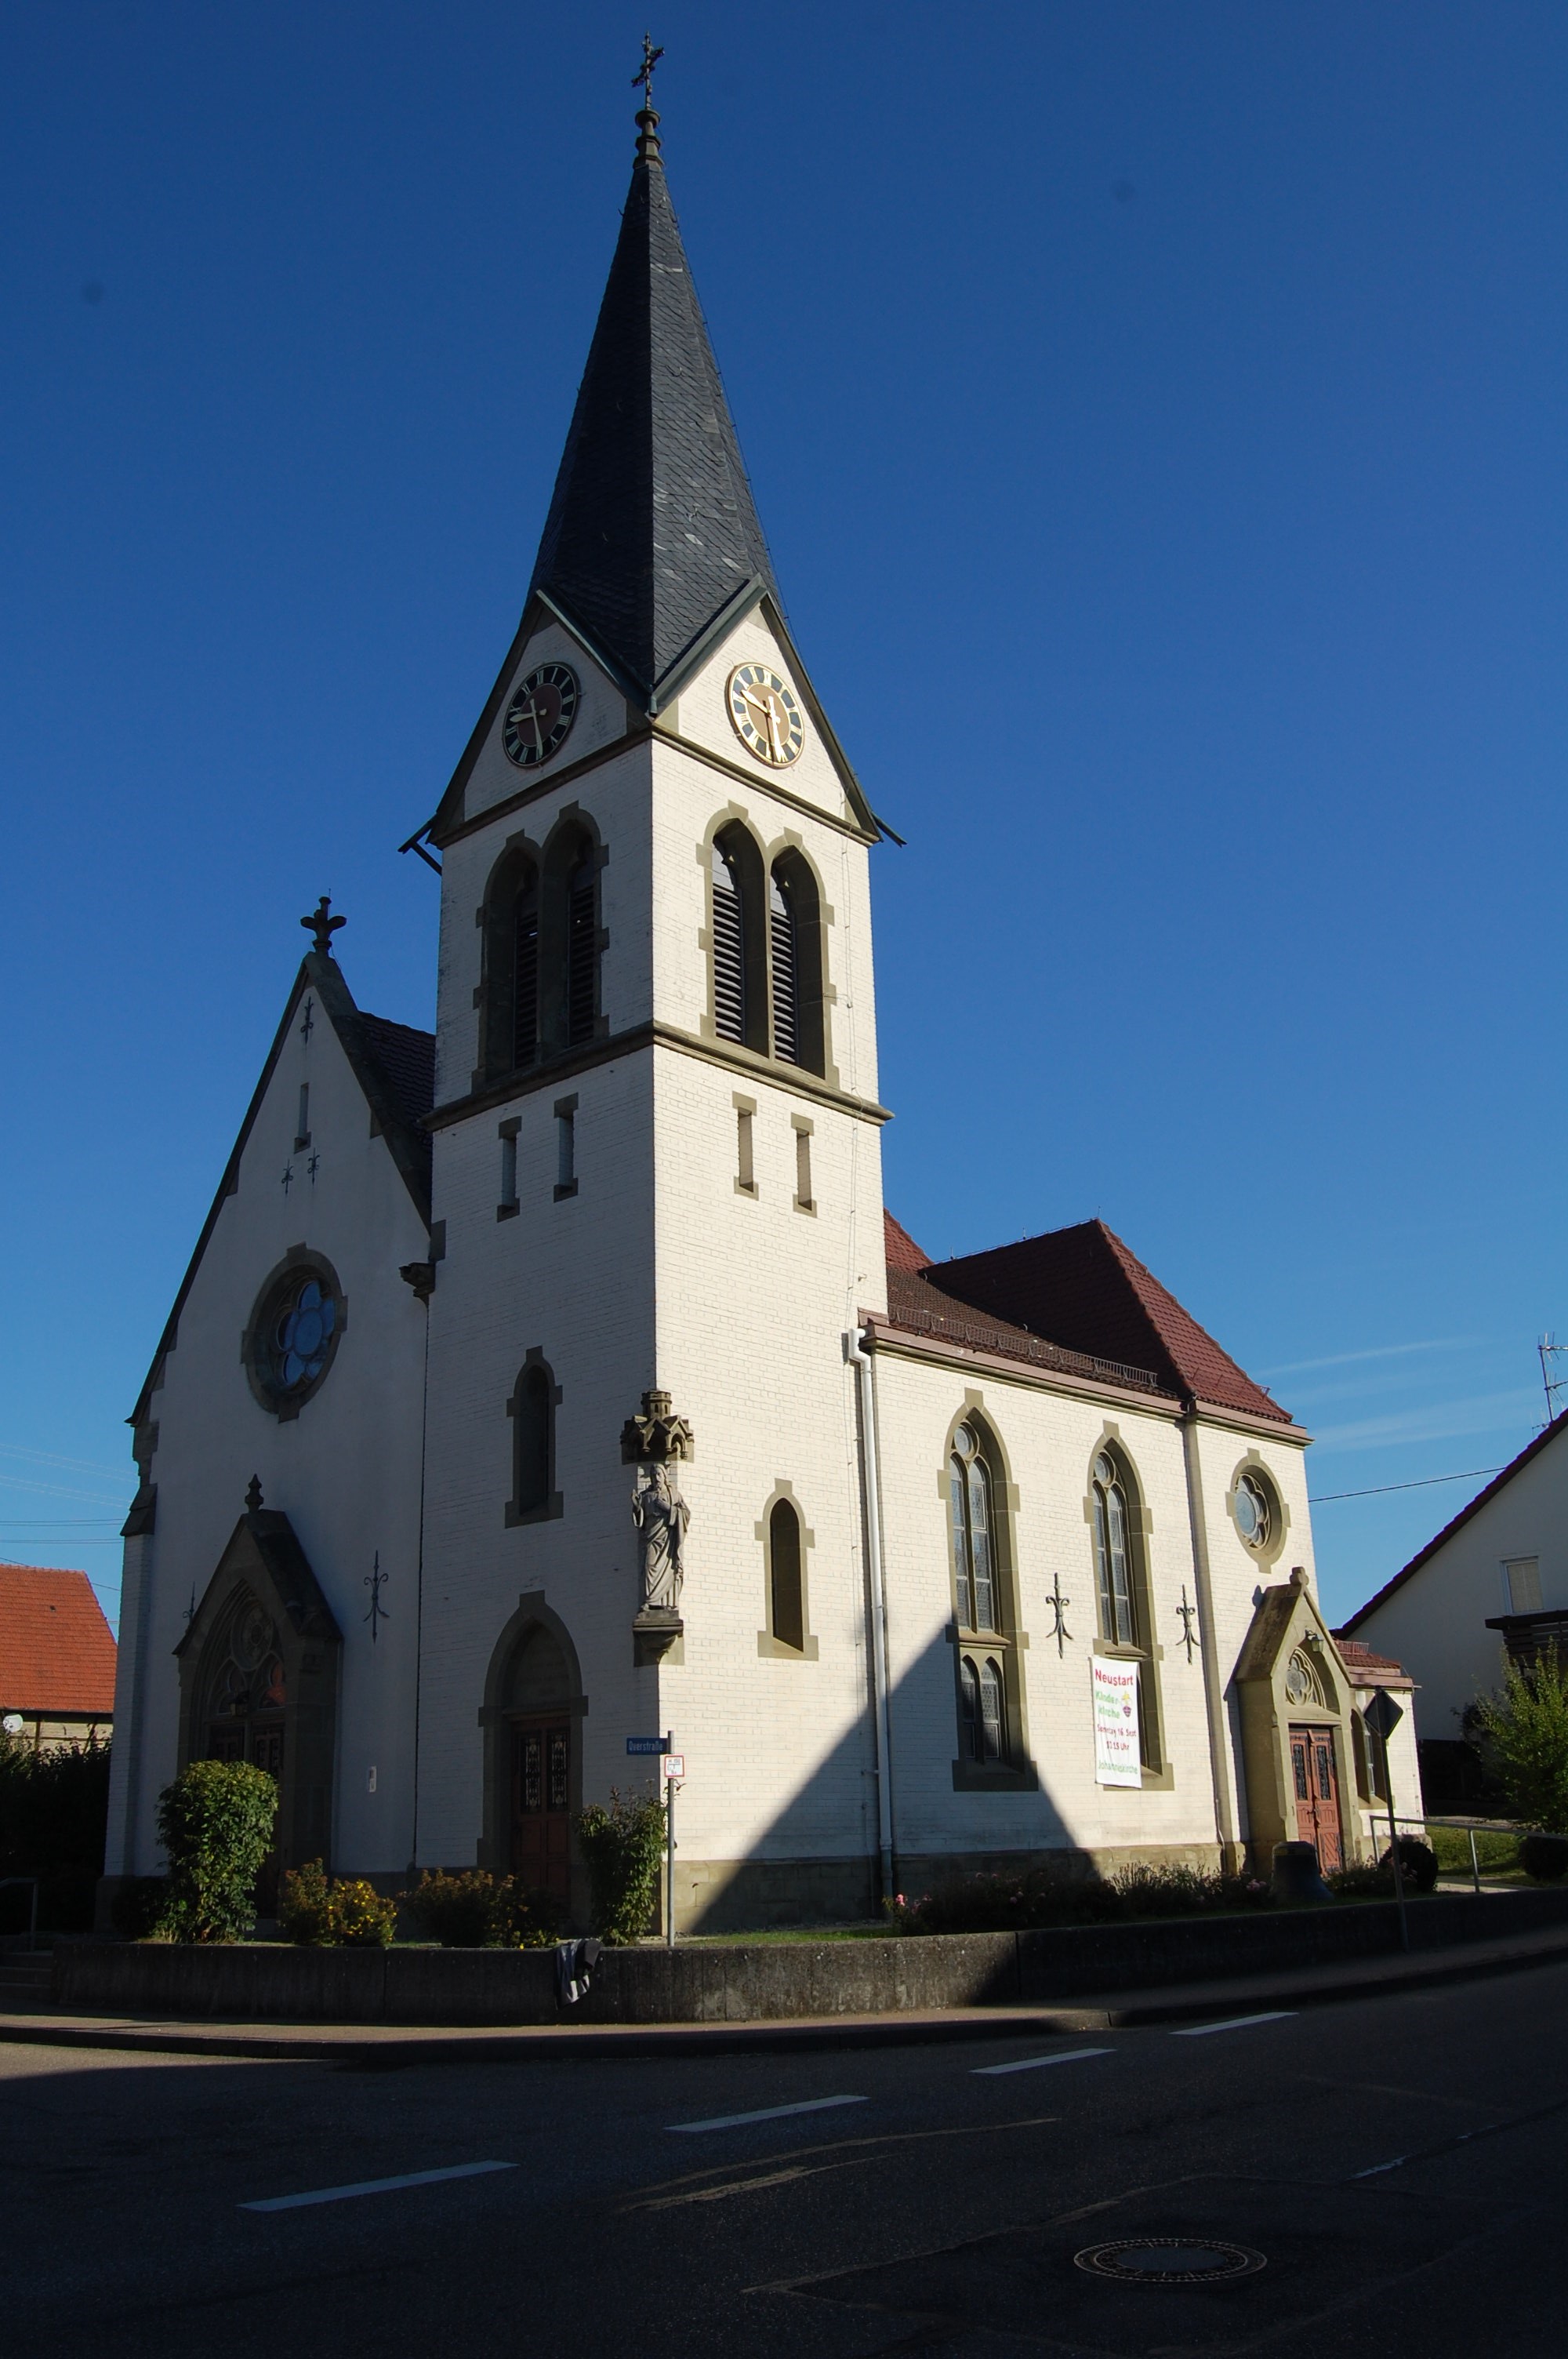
[53,1887,1568,2025]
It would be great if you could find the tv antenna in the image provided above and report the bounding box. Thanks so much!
[1538,1334,1568,1426]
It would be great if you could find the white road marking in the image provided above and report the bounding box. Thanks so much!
[1170,2011,1298,2038]
[667,2095,869,2134]
[240,2161,517,2212]
[1352,2154,1409,2179]
[971,2046,1114,2077]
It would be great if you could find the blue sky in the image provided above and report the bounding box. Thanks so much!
[3,3,1563,1634]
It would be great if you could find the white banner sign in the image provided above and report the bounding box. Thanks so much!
[1092,1657,1142,1787]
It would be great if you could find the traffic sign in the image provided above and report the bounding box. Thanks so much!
[626,1736,670,1755]
[1363,1689,1403,1741]
[662,1754,684,1781]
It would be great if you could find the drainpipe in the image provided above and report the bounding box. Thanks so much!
[846,1327,895,1906]
[1180,1409,1241,1868]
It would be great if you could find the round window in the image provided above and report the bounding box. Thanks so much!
[246,1259,343,1415]
[1234,1471,1273,1550]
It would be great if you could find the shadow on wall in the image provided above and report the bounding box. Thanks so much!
[676,1623,1098,1935]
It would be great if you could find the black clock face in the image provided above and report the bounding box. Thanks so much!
[503,663,579,769]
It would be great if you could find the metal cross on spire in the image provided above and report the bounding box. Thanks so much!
[633,32,664,107]
[301,895,346,958]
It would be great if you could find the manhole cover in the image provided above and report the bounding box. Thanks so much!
[1074,2237,1266,2284]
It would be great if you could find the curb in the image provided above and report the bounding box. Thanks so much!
[5,1925,1568,2063]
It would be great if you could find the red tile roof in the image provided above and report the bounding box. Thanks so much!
[1332,1634,1414,1686]
[1341,1411,1568,1633]
[884,1211,932,1274]
[886,1216,1289,1423]
[0,1565,117,1717]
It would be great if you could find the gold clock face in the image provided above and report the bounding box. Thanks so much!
[503,663,579,769]
[727,664,804,767]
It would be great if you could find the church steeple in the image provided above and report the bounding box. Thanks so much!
[525,99,781,707]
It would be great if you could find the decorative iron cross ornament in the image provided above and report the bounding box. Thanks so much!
[298,993,314,1042]
[1045,1567,1073,1656]
[301,896,346,957]
[364,1551,389,1643]
[1177,1584,1200,1663]
[633,32,664,104]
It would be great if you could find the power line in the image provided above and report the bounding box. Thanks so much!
[1311,1465,1504,1505]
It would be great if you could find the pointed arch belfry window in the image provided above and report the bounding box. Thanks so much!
[565,846,597,1046]
[512,863,539,1068]
[768,849,826,1076]
[712,841,746,1043]
[769,868,799,1064]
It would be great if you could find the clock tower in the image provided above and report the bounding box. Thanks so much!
[412,96,894,1926]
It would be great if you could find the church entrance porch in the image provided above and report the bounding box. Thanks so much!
[1289,1725,1344,1872]
[510,1719,571,1899]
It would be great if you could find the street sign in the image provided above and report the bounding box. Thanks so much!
[626,1736,671,1755]
[662,1754,684,1780]
[1363,1689,1403,1741]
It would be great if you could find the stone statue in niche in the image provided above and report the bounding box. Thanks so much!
[622,1388,694,1665]
[631,1462,689,1612]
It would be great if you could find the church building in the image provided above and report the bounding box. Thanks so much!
[103,99,1413,1931]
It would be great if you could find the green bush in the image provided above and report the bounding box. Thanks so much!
[326,1877,398,1946]
[155,1761,278,1943]
[397,1867,564,1949]
[1327,1861,1394,1899]
[577,1787,666,1945]
[1517,1831,1568,1881]
[1474,1649,1568,1833]
[883,1859,1275,1937]
[278,1859,335,1945]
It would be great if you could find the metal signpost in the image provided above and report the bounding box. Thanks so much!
[1363,1688,1409,1951]
[626,1735,681,1947]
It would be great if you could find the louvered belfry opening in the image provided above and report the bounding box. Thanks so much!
[770,868,799,1065]
[512,867,539,1067]
[712,841,746,1043]
[564,851,597,1047]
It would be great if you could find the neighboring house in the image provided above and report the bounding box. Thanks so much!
[1342,1412,1568,1805]
[104,97,1393,1926]
[0,1564,117,1752]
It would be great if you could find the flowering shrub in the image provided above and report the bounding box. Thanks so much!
[883,1861,1275,1936]
[397,1867,564,1948]
[279,1862,397,1946]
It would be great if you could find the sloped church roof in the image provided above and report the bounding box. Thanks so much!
[525,112,781,700]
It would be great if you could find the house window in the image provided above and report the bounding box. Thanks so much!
[768,1499,805,1652]
[1091,1447,1160,1772]
[1504,1557,1542,1614]
[712,841,746,1043]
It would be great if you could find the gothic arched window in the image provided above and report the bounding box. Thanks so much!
[949,1424,996,1633]
[564,846,597,1047]
[1090,1447,1161,1771]
[769,869,799,1064]
[768,1497,804,1653]
[201,1592,286,1778]
[950,1419,1019,1768]
[512,861,539,1068]
[768,850,826,1075]
[712,841,746,1044]
[506,1355,561,1527]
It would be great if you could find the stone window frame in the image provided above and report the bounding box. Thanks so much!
[474,806,610,1091]
[765,835,836,1084]
[1083,1423,1171,1789]
[1225,1450,1291,1569]
[506,1347,563,1528]
[241,1246,348,1424]
[941,1390,1036,1793]
[756,1481,818,1659]
[696,809,840,1085]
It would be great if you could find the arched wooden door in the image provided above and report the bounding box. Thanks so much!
[1290,1725,1344,1871]
[510,1719,571,1899]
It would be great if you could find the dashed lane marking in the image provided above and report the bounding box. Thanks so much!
[1170,2011,1298,2037]
[971,2046,1114,2077]
[667,2095,869,2133]
[240,2161,517,2212]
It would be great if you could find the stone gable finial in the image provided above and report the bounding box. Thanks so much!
[620,1387,695,1464]
[301,895,346,958]
[245,1473,264,1516]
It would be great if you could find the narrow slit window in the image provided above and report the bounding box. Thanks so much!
[979,1659,1004,1761]
[793,1123,813,1212]
[554,1102,576,1198]
[769,1499,804,1652]
[564,853,597,1046]
[959,1656,980,1761]
[513,866,539,1067]
[736,1103,755,1194]
[770,868,799,1065]
[294,1084,310,1151]
[711,841,746,1043]
[498,1125,518,1215]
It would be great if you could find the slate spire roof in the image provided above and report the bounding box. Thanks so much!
[525,108,781,701]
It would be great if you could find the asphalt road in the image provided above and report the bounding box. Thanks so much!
[4,1961,1565,2357]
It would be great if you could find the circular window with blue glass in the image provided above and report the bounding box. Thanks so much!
[245,1255,346,1419]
